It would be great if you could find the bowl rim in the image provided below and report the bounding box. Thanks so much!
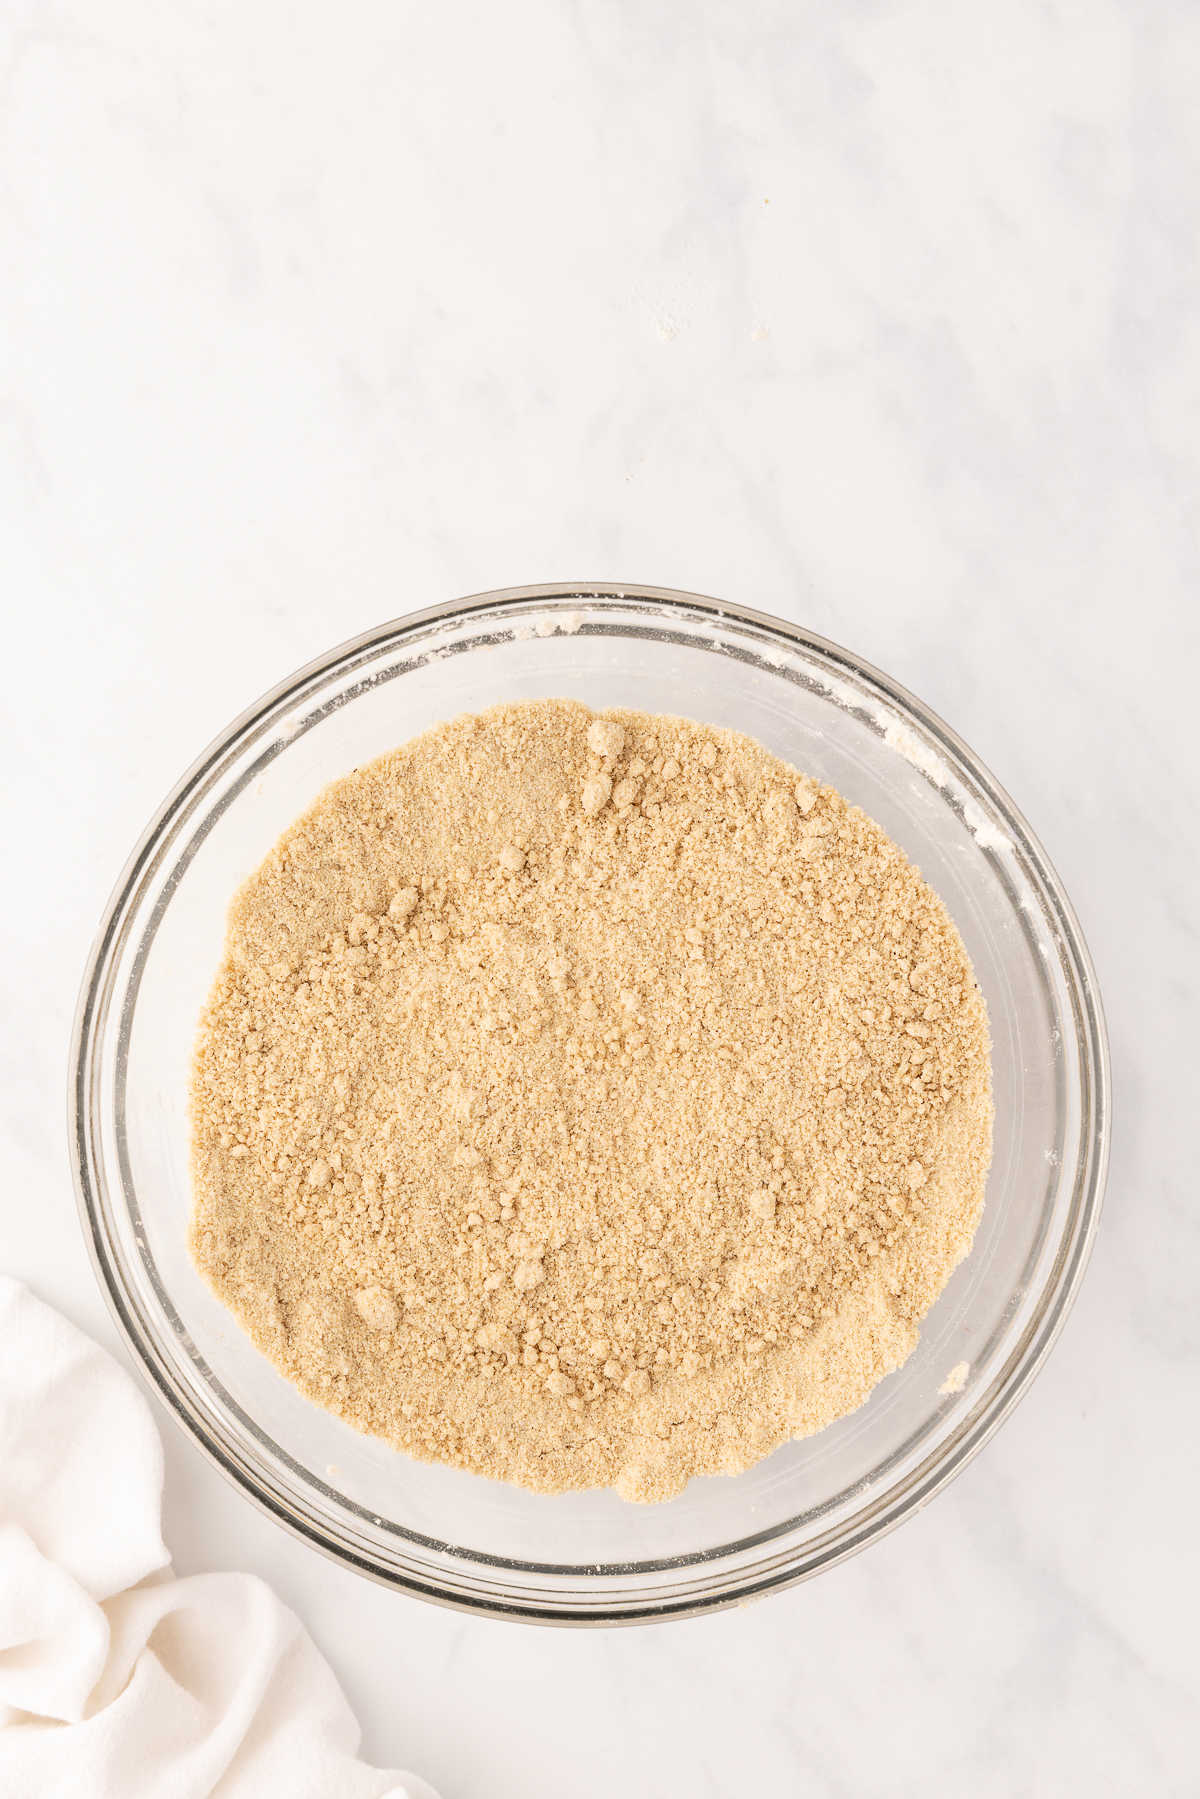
[70,582,1111,1624]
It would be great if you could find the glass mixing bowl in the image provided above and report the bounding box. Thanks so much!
[71,585,1109,1623]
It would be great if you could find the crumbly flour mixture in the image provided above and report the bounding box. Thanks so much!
[191,701,992,1501]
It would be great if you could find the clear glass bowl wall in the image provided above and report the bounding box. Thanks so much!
[72,586,1108,1623]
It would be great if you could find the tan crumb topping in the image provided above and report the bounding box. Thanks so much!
[189,700,992,1502]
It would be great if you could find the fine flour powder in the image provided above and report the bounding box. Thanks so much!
[191,701,992,1501]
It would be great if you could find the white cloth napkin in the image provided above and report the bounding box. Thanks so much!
[0,1277,440,1799]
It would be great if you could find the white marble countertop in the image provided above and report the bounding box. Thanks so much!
[3,2,1197,1792]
